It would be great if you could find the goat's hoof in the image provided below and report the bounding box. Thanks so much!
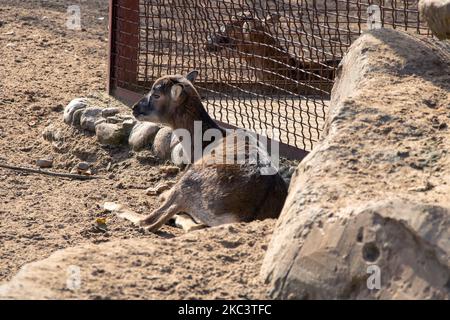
[137,219,148,227]
[141,224,158,233]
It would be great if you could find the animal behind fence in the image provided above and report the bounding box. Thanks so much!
[110,0,429,153]
[205,11,340,90]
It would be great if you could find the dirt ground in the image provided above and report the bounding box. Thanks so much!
[0,0,294,299]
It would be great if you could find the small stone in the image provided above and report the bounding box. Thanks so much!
[95,123,126,145]
[128,122,160,151]
[152,127,174,160]
[42,124,63,142]
[115,182,124,189]
[19,146,33,152]
[101,108,120,118]
[80,107,104,132]
[94,118,106,127]
[71,108,84,126]
[408,181,435,192]
[63,98,88,124]
[77,162,90,172]
[107,114,134,124]
[51,104,64,112]
[105,116,122,124]
[36,159,53,168]
[122,119,137,134]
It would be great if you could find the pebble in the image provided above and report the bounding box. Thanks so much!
[19,146,32,152]
[77,162,90,171]
[95,122,126,145]
[36,159,53,168]
[128,121,160,151]
[152,127,174,160]
[80,107,103,132]
[63,98,88,124]
[101,107,120,118]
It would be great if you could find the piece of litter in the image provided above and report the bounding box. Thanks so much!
[96,218,107,225]
[95,218,107,232]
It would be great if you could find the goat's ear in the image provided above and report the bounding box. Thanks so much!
[186,70,199,83]
[170,84,184,101]
[264,13,280,24]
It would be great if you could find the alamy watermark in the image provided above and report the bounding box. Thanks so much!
[367,5,382,30]
[366,264,381,290]
[66,265,82,291]
[66,5,81,31]
[170,122,280,176]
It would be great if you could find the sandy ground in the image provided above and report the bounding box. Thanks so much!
[0,219,276,299]
[0,0,174,280]
[0,1,295,299]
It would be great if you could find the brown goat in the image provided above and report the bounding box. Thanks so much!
[205,12,339,85]
[105,71,287,232]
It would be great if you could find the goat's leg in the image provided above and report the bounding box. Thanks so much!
[104,202,144,225]
[104,199,183,232]
[173,213,207,232]
[104,186,183,230]
[137,187,182,228]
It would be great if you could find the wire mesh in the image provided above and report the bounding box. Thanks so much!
[109,0,430,153]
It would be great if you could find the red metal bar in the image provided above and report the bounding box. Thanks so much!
[107,0,116,94]
[109,0,139,92]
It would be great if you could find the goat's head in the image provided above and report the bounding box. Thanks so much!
[204,11,280,53]
[132,70,200,127]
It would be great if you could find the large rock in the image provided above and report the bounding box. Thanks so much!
[79,107,103,132]
[261,29,450,299]
[0,220,274,299]
[63,98,87,124]
[419,0,450,40]
[95,123,127,145]
[276,200,450,299]
[128,122,160,151]
[152,126,176,160]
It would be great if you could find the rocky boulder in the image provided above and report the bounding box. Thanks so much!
[152,126,177,161]
[61,99,175,159]
[95,122,128,146]
[261,29,450,299]
[0,220,275,299]
[63,98,87,125]
[128,122,161,151]
[79,107,103,132]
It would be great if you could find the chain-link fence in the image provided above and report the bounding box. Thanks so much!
[108,0,430,157]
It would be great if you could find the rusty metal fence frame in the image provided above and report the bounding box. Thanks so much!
[107,0,430,159]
